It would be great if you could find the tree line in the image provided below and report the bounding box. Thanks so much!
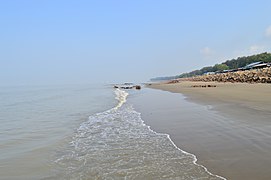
[151,52,271,81]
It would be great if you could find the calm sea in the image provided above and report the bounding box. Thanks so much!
[0,84,223,179]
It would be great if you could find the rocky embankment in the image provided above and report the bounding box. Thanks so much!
[172,67,271,83]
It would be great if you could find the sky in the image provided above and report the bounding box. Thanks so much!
[1,0,271,86]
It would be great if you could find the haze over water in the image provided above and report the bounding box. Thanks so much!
[1,1,271,179]
[1,1,271,86]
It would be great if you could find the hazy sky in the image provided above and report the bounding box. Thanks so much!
[1,0,271,85]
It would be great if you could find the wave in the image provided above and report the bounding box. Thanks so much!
[53,88,226,180]
[114,88,129,110]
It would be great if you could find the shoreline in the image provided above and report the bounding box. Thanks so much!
[139,104,226,180]
[148,81,271,122]
[130,82,271,180]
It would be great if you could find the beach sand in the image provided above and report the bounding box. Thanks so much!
[130,82,271,180]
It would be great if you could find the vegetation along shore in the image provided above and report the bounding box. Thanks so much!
[151,52,271,83]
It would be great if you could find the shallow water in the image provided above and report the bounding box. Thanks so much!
[0,85,224,179]
[0,84,115,179]
[52,89,223,179]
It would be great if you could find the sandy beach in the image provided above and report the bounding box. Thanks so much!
[150,81,271,114]
[130,82,271,180]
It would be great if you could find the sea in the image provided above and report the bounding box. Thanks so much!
[0,84,224,180]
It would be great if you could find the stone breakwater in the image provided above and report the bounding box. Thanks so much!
[172,67,271,83]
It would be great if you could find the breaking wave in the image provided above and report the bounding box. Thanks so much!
[53,89,225,180]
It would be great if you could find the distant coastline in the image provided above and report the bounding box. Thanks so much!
[165,66,271,84]
[151,52,271,82]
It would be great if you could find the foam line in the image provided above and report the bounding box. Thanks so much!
[139,116,227,180]
[120,89,227,180]
[113,88,129,110]
[62,88,227,179]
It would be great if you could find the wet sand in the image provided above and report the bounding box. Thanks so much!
[130,82,271,180]
[149,81,271,115]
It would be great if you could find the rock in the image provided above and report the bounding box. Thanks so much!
[167,80,179,84]
[181,67,271,84]
[135,85,141,90]
[191,84,216,88]
[114,84,142,90]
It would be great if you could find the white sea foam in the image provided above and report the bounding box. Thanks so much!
[54,88,226,180]
[114,88,129,110]
[138,112,226,180]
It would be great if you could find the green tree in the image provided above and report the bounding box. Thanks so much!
[151,52,271,80]
[213,64,229,71]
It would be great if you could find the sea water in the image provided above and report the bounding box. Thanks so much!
[0,84,224,179]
